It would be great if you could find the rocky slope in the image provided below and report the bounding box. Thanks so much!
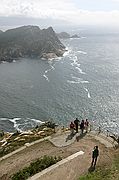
[57,32,80,39]
[0,26,66,62]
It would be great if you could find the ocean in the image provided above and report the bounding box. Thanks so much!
[0,31,119,134]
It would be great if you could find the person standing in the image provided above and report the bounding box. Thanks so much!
[91,146,99,167]
[74,118,79,133]
[70,121,75,135]
[80,120,85,134]
[85,119,89,133]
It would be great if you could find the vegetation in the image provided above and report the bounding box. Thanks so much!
[11,155,62,180]
[0,121,55,158]
[79,149,119,180]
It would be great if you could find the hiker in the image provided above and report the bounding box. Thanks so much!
[74,118,79,133]
[80,120,85,134]
[70,121,75,135]
[85,119,89,133]
[91,146,99,167]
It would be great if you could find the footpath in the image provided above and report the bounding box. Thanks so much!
[0,129,118,180]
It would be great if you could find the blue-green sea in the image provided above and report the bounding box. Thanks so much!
[0,31,119,134]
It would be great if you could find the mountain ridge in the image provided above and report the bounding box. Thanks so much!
[0,25,66,62]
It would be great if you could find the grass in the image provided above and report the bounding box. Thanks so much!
[11,155,62,180]
[79,149,119,180]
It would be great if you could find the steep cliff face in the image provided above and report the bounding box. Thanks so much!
[0,26,65,62]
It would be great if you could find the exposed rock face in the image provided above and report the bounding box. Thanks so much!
[0,26,66,62]
[57,32,80,39]
[70,34,80,38]
[57,32,70,39]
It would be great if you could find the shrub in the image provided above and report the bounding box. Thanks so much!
[12,155,62,180]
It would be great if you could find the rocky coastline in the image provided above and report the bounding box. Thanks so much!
[0,26,66,62]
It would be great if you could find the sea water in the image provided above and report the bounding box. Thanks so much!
[0,31,119,134]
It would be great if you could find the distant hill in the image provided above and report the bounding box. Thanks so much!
[0,25,66,62]
[57,32,80,39]
[57,32,70,39]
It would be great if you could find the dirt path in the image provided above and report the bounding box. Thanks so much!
[0,134,114,180]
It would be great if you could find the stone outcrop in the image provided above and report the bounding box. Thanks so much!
[57,32,80,39]
[57,32,70,39]
[0,26,66,62]
[70,34,80,38]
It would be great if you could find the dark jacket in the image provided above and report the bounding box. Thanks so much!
[92,148,99,158]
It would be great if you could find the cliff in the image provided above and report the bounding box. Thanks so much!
[0,26,66,62]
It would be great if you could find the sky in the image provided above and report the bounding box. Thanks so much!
[0,0,119,30]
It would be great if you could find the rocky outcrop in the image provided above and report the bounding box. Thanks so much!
[70,34,80,38]
[57,32,80,39]
[0,26,66,62]
[57,32,70,39]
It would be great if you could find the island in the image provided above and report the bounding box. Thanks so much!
[57,32,80,39]
[0,25,66,62]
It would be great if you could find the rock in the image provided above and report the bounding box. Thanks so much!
[37,131,45,135]
[1,141,7,147]
[18,138,25,141]
[43,128,49,131]
[0,25,66,62]
[70,34,80,38]
[57,32,70,39]
[0,138,6,143]
[57,32,80,39]
[42,53,58,59]
[0,130,4,137]
[25,143,30,147]
[20,131,34,136]
[14,137,20,141]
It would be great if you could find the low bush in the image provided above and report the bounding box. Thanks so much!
[12,155,62,180]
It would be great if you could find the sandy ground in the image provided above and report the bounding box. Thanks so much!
[0,134,114,180]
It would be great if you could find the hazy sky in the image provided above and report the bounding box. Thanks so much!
[0,0,119,29]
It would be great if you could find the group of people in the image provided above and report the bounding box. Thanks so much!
[70,118,89,135]
[70,118,99,168]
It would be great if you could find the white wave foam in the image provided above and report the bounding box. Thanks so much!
[2,61,7,64]
[9,118,22,132]
[0,118,8,120]
[67,76,89,84]
[51,65,55,70]
[9,117,45,132]
[81,80,89,84]
[71,56,78,67]
[30,118,45,124]
[84,88,91,98]
[70,54,86,75]
[43,74,49,82]
[67,80,80,84]
[63,47,72,57]
[75,67,86,74]
[77,50,87,55]
[43,63,55,82]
